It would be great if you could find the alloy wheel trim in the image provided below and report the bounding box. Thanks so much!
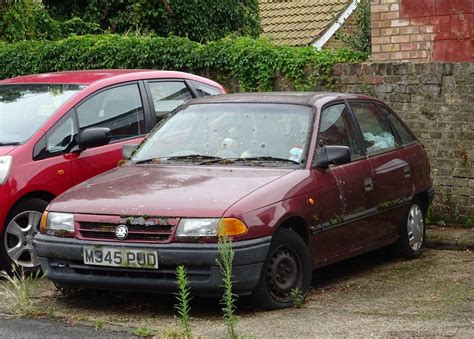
[4,210,42,268]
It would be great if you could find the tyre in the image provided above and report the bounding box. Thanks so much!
[253,228,311,309]
[397,199,426,258]
[0,198,48,272]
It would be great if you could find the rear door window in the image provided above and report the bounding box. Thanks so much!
[349,101,397,156]
[76,83,145,142]
[378,104,416,145]
[191,80,222,97]
[148,81,193,117]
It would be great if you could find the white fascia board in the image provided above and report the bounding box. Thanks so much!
[312,0,359,50]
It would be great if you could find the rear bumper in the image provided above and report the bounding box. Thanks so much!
[34,235,271,296]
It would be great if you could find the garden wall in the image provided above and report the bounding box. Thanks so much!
[331,62,473,223]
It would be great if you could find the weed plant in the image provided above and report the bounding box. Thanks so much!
[216,236,238,339]
[175,265,192,339]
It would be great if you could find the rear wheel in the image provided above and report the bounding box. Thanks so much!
[0,198,48,272]
[253,228,311,309]
[397,199,425,258]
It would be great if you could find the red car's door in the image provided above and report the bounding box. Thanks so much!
[70,82,148,185]
[70,80,198,185]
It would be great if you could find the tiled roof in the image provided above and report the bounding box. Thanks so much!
[259,0,352,46]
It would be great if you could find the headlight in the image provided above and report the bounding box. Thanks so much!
[176,218,248,237]
[0,155,12,185]
[40,212,75,236]
[176,219,219,237]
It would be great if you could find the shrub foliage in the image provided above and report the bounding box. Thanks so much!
[42,0,261,42]
[0,34,366,91]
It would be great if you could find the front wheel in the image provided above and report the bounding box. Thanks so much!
[0,198,48,272]
[253,228,311,309]
[397,199,425,258]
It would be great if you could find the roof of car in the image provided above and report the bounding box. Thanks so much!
[0,69,220,86]
[188,92,376,106]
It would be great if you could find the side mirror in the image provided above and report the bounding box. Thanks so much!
[122,144,139,160]
[314,145,351,168]
[78,127,111,150]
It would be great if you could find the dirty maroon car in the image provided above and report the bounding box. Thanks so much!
[35,93,434,309]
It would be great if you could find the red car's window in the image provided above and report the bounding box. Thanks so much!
[191,80,222,97]
[76,84,145,141]
[148,81,193,118]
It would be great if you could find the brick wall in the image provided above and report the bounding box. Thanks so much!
[371,0,474,62]
[331,62,473,222]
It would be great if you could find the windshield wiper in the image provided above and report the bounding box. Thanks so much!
[234,156,301,164]
[166,154,223,162]
[135,154,223,165]
[0,142,20,146]
[200,156,301,165]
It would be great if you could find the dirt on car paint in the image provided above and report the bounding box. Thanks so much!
[1,249,472,338]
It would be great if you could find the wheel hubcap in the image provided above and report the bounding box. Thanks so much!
[266,247,302,303]
[407,204,424,252]
[4,210,42,268]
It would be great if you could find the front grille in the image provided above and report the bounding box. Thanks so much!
[77,219,178,243]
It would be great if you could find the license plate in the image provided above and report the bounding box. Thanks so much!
[83,247,158,269]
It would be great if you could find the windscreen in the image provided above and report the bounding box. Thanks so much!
[132,103,313,166]
[0,84,83,144]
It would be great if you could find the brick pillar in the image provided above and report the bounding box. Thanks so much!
[371,0,474,62]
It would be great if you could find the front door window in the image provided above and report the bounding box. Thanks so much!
[76,84,145,142]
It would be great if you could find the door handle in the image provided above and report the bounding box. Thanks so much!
[403,165,411,178]
[364,178,373,192]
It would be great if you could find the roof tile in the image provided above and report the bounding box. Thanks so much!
[260,0,351,46]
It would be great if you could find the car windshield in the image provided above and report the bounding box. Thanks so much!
[132,103,314,167]
[0,84,83,144]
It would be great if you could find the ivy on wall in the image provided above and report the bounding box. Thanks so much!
[0,34,367,91]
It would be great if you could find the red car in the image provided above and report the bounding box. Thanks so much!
[0,70,225,271]
[35,93,434,309]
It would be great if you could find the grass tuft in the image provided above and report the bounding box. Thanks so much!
[0,266,41,316]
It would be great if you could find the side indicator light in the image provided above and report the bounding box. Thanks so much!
[39,211,48,233]
[218,218,248,237]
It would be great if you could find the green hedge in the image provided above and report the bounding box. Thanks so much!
[43,0,261,43]
[0,35,367,91]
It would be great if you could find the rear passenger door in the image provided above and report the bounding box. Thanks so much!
[348,101,414,242]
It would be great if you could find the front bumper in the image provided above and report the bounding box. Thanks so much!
[34,235,271,296]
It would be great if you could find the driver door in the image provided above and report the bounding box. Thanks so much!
[70,83,147,185]
[311,102,376,262]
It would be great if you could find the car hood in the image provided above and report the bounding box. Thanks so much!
[50,165,294,217]
[0,146,17,155]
